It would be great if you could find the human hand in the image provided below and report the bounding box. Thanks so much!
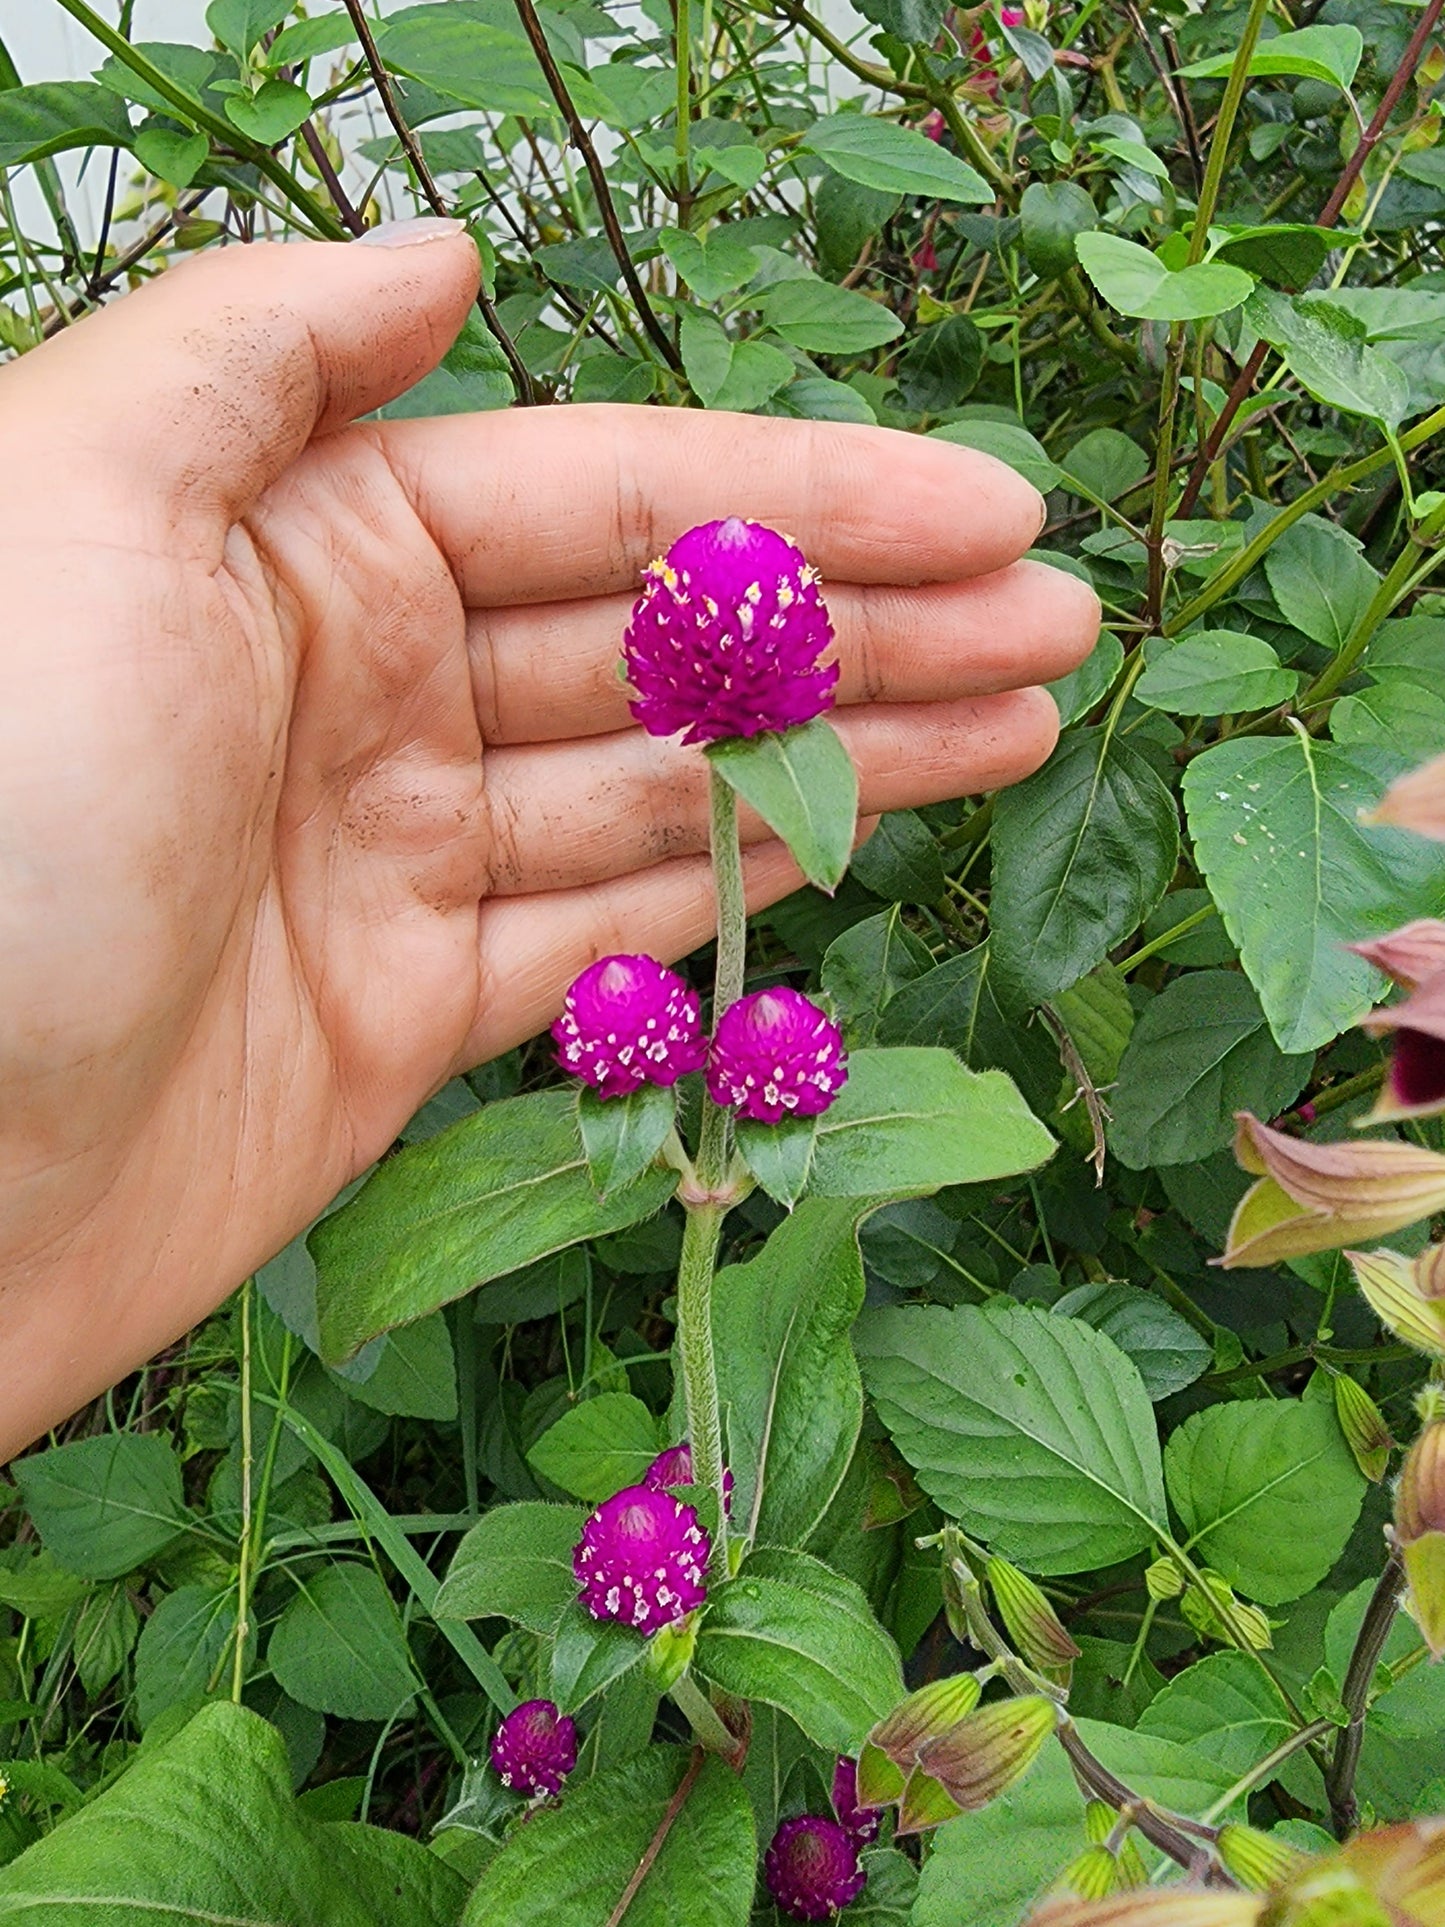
[0,220,1098,1456]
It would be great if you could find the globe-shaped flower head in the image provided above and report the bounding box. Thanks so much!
[765,1816,867,1920]
[622,517,837,744]
[489,1698,578,1799]
[707,988,848,1123]
[552,953,705,1099]
[573,1484,711,1634]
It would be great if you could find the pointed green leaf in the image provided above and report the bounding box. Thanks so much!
[706,717,858,892]
[269,1565,418,1722]
[577,1082,676,1197]
[436,1501,588,1631]
[1137,631,1298,715]
[525,1392,663,1501]
[800,112,991,202]
[1180,23,1363,90]
[1075,232,1254,322]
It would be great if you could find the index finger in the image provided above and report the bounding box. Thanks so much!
[377,404,1046,607]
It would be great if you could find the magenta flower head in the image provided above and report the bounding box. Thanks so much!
[622,517,837,745]
[644,1441,735,1517]
[552,953,705,1099]
[765,1815,867,1920]
[831,1757,882,1845]
[707,988,848,1123]
[489,1698,578,1798]
[573,1484,710,1634]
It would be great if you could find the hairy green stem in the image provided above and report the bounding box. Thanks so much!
[675,1202,728,1573]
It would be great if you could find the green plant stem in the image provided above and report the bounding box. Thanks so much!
[675,1201,728,1573]
[1186,0,1272,264]
[1200,1717,1338,1825]
[675,0,693,185]
[1119,904,1213,974]
[1325,1546,1407,1836]
[1166,403,1445,636]
[52,0,343,239]
[232,1281,254,1703]
[1302,495,1445,707]
[1145,323,1188,628]
[669,1671,736,1753]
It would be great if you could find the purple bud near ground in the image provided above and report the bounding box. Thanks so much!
[573,1484,710,1635]
[622,517,838,745]
[764,1815,867,1920]
[831,1757,882,1845]
[552,953,705,1100]
[644,1441,735,1516]
[489,1698,578,1798]
[706,988,847,1123]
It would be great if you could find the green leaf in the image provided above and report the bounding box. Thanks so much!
[1051,960,1134,1088]
[695,1547,904,1752]
[268,1565,417,1722]
[758,277,904,355]
[311,1089,676,1364]
[269,14,361,65]
[1180,23,1364,90]
[895,316,984,413]
[0,1701,464,1926]
[1060,427,1148,502]
[800,113,991,203]
[1248,287,1411,431]
[1363,614,1445,691]
[773,374,879,424]
[133,125,209,188]
[856,1302,1167,1573]
[462,1748,756,1927]
[206,0,292,57]
[1045,631,1124,727]
[877,946,1061,1115]
[1262,514,1379,653]
[1212,224,1339,290]
[525,1393,663,1501]
[680,313,794,412]
[660,225,760,302]
[573,353,657,405]
[1052,1284,1212,1402]
[382,310,513,418]
[706,718,858,892]
[1136,1652,1293,1779]
[96,42,217,119]
[847,0,949,45]
[1165,1394,1365,1604]
[991,727,1180,1011]
[14,1434,191,1581]
[1137,630,1298,715]
[223,77,312,144]
[821,907,933,1048]
[1182,733,1445,1053]
[435,1501,587,1631]
[134,1585,237,1728]
[849,1847,919,1923]
[577,1083,676,1198]
[329,1311,458,1420]
[808,1047,1054,1196]
[549,1605,649,1710]
[714,1200,870,1547]
[850,810,946,903]
[736,1113,819,1208]
[0,81,135,167]
[928,419,1062,494]
[1074,232,1254,322]
[1020,179,1098,279]
[376,14,554,117]
[1108,970,1313,1170]
[1333,680,1445,764]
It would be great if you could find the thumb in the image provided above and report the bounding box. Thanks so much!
[0,218,480,538]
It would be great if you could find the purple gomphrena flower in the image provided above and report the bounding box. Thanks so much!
[765,1816,867,1921]
[644,1441,736,1518]
[489,1698,578,1799]
[831,1757,882,1846]
[707,988,848,1124]
[622,517,838,745]
[573,1484,710,1635]
[551,953,705,1100]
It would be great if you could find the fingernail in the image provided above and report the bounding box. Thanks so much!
[357,215,467,248]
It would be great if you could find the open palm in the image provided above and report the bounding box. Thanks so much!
[0,226,1098,1455]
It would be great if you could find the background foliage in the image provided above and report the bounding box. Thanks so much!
[4,0,1445,1920]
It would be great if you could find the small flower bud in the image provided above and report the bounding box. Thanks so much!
[1223,1115,1445,1269]
[1349,921,1445,992]
[986,1556,1081,1677]
[831,1756,882,1845]
[707,988,848,1123]
[1217,1824,1308,1893]
[867,1672,983,1769]
[552,954,705,1099]
[623,517,838,745]
[1332,1374,1394,1483]
[573,1484,710,1635]
[1144,1555,1185,1602]
[1395,1422,1445,1657]
[916,1694,1057,1812]
[1347,1249,1445,1358]
[1060,1846,1123,1901]
[1083,1801,1116,1846]
[854,1739,905,1810]
[643,1611,699,1691]
[1181,1571,1273,1650]
[763,1815,866,1921]
[644,1441,735,1516]
[489,1698,578,1798]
